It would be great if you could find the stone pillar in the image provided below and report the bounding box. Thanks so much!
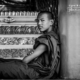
[59,0,80,79]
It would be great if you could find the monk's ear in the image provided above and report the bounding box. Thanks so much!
[50,19,54,25]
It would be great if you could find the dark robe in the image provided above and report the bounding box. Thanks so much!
[0,31,60,79]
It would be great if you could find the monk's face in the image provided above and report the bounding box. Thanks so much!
[37,13,53,32]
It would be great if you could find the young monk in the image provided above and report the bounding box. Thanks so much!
[0,11,60,79]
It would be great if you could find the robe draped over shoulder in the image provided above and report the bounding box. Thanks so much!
[28,31,60,78]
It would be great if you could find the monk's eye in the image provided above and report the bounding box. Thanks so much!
[41,19,44,22]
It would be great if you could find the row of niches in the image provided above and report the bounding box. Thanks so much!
[0,11,38,16]
[0,48,33,59]
[0,37,36,45]
[0,26,41,34]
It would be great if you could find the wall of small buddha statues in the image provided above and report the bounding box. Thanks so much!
[0,11,40,59]
[0,0,58,59]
